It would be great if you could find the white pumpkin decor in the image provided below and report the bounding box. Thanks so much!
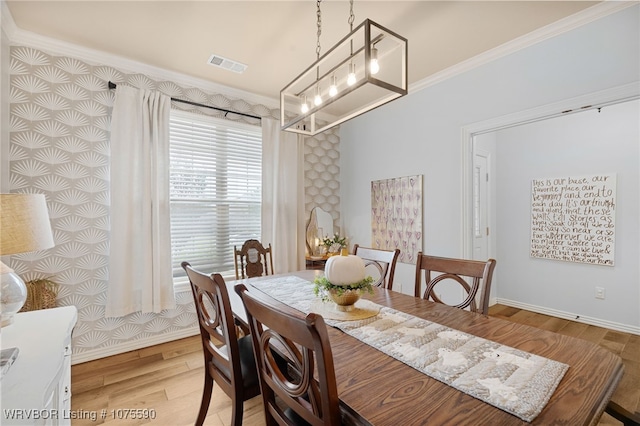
[324,250,366,286]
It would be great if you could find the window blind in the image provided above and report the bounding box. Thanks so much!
[169,110,262,283]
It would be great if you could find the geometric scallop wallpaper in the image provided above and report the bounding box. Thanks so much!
[6,44,341,362]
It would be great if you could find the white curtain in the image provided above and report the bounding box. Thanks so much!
[106,85,176,317]
[261,118,305,273]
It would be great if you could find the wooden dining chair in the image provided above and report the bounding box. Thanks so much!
[182,262,260,426]
[605,400,640,426]
[234,239,274,280]
[352,244,400,290]
[414,253,496,316]
[234,283,342,426]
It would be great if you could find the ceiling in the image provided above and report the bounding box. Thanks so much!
[6,1,600,103]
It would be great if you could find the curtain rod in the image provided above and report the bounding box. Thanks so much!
[107,81,262,121]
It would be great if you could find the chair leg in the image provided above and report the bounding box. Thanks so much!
[195,375,213,426]
[230,395,244,426]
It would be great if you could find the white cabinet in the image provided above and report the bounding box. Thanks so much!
[1,306,77,425]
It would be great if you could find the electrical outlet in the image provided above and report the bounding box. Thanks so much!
[595,287,605,300]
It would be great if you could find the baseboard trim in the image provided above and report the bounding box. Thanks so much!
[71,326,199,365]
[495,298,640,336]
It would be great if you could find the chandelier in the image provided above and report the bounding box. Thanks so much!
[280,0,408,136]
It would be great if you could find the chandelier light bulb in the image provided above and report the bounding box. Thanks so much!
[301,96,309,114]
[347,63,357,86]
[370,47,380,75]
[314,86,323,106]
[329,75,338,97]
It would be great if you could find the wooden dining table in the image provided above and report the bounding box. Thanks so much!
[227,270,623,426]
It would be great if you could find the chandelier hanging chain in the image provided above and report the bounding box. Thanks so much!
[348,0,355,31]
[316,0,322,60]
[348,0,355,56]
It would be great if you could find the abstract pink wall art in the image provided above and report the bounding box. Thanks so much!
[371,175,422,264]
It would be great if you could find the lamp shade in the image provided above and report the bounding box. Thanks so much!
[0,194,54,327]
[0,193,54,255]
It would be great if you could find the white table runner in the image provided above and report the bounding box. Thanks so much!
[252,276,569,422]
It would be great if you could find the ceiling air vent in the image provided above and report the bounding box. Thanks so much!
[207,54,247,74]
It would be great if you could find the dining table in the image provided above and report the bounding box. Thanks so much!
[226,269,623,426]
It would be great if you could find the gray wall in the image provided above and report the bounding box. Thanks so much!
[339,5,639,330]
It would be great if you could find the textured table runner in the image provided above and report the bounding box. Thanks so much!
[251,275,569,422]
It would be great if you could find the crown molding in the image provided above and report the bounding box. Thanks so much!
[409,1,637,95]
[3,3,279,109]
[1,0,17,41]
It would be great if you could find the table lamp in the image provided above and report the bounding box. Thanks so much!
[0,193,55,327]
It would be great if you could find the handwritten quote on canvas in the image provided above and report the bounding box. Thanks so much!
[530,174,616,266]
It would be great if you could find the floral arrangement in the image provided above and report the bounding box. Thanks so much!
[321,234,347,254]
[313,276,374,302]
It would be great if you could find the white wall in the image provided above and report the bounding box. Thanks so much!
[495,100,639,328]
[339,5,639,330]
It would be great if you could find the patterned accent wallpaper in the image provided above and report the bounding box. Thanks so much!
[6,45,340,361]
[304,130,341,233]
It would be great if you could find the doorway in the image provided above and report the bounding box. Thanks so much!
[472,147,490,262]
[461,82,639,308]
[462,82,638,260]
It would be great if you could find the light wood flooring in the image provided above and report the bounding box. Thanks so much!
[71,304,639,426]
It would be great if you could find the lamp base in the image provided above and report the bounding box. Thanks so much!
[1,271,27,328]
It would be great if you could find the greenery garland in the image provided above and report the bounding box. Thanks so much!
[313,276,374,302]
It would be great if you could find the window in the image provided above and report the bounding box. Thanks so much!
[169,110,262,287]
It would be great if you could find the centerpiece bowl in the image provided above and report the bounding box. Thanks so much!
[328,288,361,311]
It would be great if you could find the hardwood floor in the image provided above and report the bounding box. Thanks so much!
[71,304,639,425]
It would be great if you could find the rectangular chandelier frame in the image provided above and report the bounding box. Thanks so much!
[280,19,408,136]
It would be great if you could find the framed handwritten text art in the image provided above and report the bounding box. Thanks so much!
[530,173,616,266]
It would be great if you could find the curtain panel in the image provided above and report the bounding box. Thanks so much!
[106,85,176,317]
[261,118,305,273]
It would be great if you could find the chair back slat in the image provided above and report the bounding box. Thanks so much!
[353,244,400,290]
[235,284,341,426]
[414,253,496,315]
[234,239,274,280]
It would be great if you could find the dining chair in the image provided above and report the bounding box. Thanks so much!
[352,244,400,290]
[605,400,640,426]
[414,253,497,316]
[182,262,260,426]
[234,283,342,426]
[234,239,274,280]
